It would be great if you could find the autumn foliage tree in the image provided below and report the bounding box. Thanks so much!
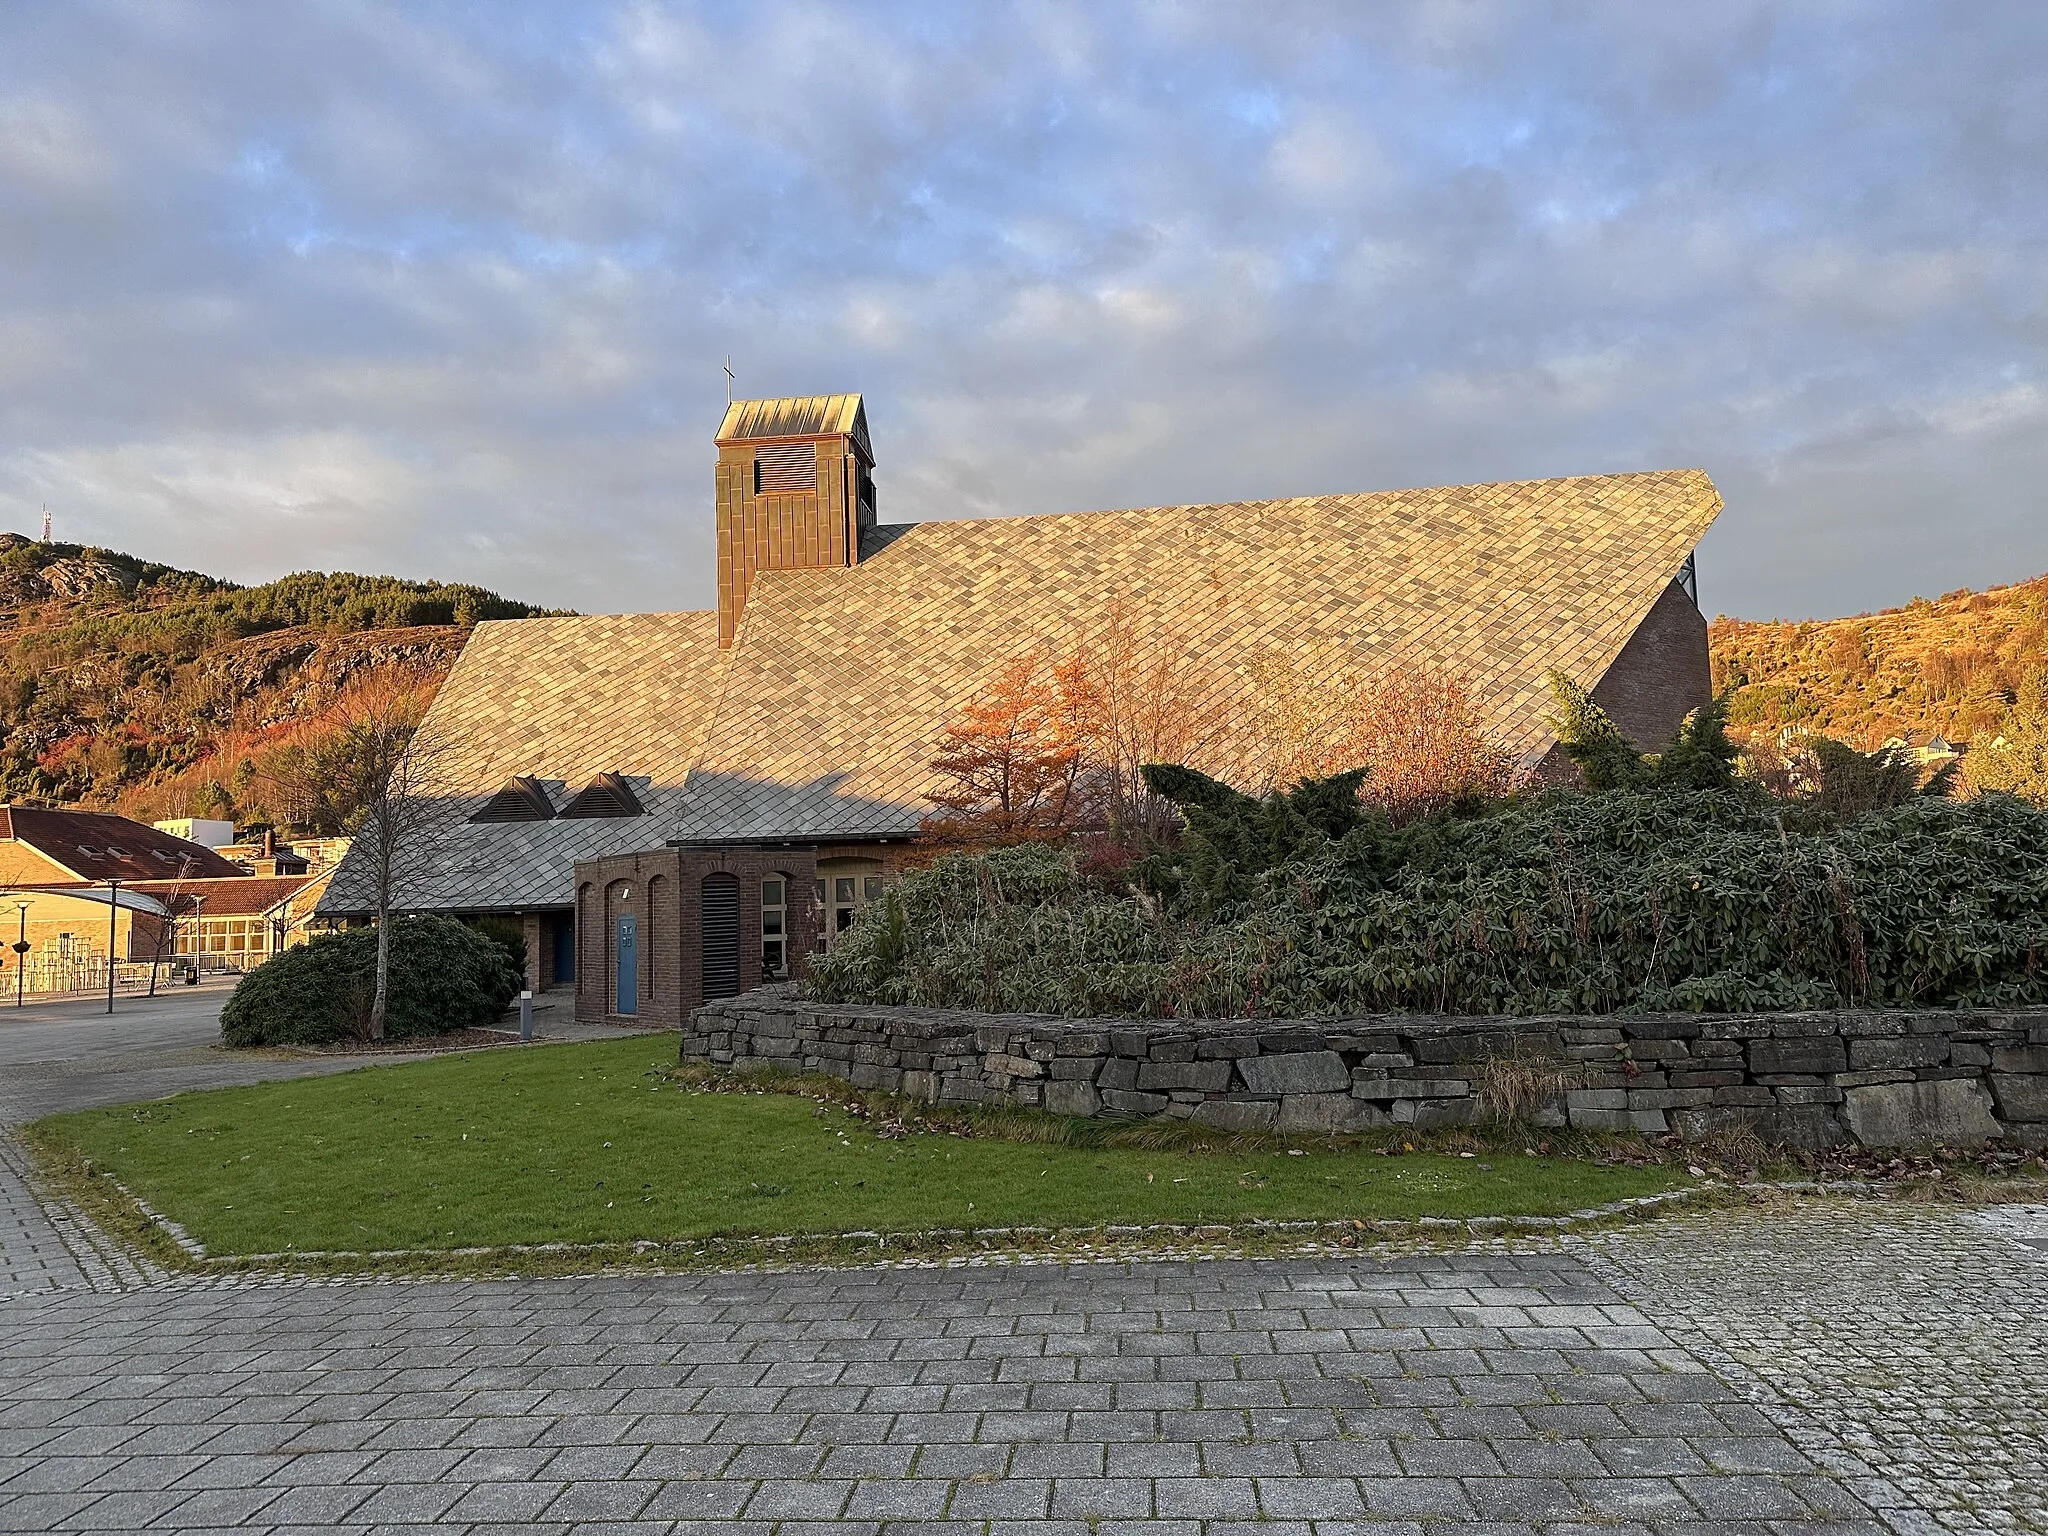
[921,653,1093,848]
[1249,649,1520,823]
[925,618,1520,847]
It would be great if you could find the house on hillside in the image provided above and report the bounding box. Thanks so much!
[319,394,1723,1024]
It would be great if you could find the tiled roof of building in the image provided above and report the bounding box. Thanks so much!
[318,612,727,915]
[131,874,321,918]
[0,807,245,882]
[671,469,1722,842]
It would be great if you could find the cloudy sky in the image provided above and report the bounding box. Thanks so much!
[3,2,2045,621]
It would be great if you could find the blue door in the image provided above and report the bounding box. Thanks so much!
[615,914,638,1016]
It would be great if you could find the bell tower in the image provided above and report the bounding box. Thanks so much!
[714,394,876,647]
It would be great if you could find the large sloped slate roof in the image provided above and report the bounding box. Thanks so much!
[669,469,1723,842]
[325,468,1720,914]
[319,612,727,915]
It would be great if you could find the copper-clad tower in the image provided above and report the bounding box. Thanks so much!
[713,394,875,647]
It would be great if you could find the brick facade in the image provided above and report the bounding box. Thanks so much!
[1588,577,1712,753]
[573,847,821,1025]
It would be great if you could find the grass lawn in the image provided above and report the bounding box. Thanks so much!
[31,1037,1688,1257]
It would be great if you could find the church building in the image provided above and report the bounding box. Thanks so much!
[319,394,1722,1026]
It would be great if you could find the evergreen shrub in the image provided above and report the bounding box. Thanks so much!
[808,789,2048,1019]
[220,916,522,1047]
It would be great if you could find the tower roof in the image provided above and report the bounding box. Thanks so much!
[716,394,870,460]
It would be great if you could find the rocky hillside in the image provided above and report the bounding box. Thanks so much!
[0,533,560,821]
[1709,573,2048,749]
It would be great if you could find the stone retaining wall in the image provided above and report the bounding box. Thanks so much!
[684,989,2048,1149]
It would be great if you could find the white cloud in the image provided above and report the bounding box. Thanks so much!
[0,0,2046,622]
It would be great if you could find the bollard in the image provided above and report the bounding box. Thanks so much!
[519,988,533,1042]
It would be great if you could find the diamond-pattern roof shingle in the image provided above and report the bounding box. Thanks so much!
[670,469,1722,842]
[319,612,727,915]
[326,468,1720,913]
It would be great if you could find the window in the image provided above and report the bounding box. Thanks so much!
[817,858,886,946]
[762,878,788,980]
[105,846,128,858]
[74,845,99,857]
[754,443,817,494]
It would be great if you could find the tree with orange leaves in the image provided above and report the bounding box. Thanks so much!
[922,651,1094,847]
[1248,647,1519,823]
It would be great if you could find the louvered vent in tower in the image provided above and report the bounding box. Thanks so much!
[470,776,555,823]
[556,771,645,819]
[753,443,817,494]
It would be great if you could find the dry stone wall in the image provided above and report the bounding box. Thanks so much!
[685,988,2048,1149]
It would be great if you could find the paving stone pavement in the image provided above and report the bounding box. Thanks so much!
[2,1246,1904,1535]
[1587,1202,2048,1536]
[1,996,2042,1534]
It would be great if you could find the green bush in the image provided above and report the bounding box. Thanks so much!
[809,789,2048,1018]
[469,916,528,980]
[221,916,522,1047]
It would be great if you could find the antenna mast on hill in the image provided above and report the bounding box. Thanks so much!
[40,506,49,543]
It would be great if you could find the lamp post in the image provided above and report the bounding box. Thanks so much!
[105,878,120,1015]
[13,900,29,1008]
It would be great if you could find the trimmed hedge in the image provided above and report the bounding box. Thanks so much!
[809,789,2048,1018]
[221,916,522,1047]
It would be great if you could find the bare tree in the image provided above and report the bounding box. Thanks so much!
[1073,597,1223,843]
[144,853,196,996]
[260,666,448,1040]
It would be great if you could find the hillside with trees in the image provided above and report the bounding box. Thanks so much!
[1709,572,2048,749]
[0,532,560,824]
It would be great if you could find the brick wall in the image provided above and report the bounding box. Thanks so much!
[575,848,820,1025]
[1590,577,1712,753]
[686,991,2048,1150]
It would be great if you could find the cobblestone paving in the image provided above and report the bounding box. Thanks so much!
[1590,1202,2048,1536]
[1,1249,1894,1535]
[4,999,2041,1534]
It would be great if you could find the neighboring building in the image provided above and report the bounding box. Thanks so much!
[132,872,334,973]
[0,807,245,887]
[0,885,175,994]
[0,807,332,984]
[320,394,1723,1025]
[286,836,353,870]
[151,817,235,849]
[214,830,311,876]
